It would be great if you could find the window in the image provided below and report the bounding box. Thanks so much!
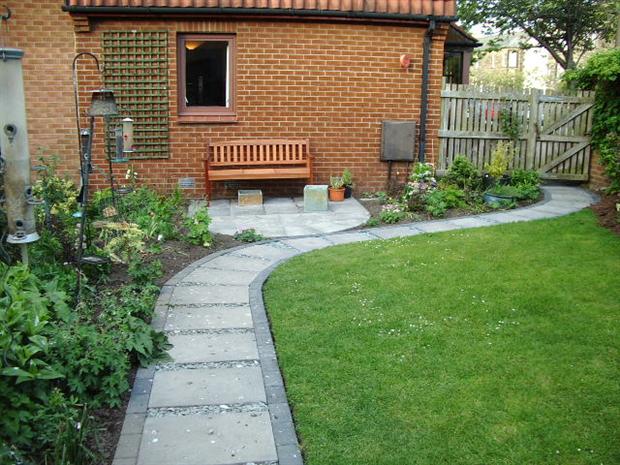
[443,51,464,84]
[177,34,236,122]
[507,50,519,68]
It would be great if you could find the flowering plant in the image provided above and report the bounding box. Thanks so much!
[402,162,437,204]
[379,203,406,224]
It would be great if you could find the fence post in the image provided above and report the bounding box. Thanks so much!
[526,89,540,170]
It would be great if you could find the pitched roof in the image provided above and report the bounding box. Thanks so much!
[64,0,456,18]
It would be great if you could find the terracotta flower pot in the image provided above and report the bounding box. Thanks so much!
[329,187,345,202]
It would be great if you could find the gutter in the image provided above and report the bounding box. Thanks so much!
[417,19,436,163]
[61,5,457,23]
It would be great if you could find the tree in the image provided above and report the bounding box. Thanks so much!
[458,0,617,69]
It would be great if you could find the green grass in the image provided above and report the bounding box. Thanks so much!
[264,211,620,465]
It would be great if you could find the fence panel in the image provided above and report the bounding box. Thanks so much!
[438,84,594,181]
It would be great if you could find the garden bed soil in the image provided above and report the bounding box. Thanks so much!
[358,195,540,227]
[591,192,620,235]
[92,232,242,464]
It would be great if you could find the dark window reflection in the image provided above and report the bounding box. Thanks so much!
[185,41,228,107]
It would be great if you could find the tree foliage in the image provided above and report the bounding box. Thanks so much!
[458,0,617,69]
[564,48,620,192]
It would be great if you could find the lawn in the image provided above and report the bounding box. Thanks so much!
[263,211,620,465]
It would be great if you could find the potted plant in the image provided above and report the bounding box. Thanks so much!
[342,168,353,198]
[329,176,345,202]
[483,184,521,206]
[484,141,514,186]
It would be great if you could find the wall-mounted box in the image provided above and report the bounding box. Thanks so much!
[381,120,416,162]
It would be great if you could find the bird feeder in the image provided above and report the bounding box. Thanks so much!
[0,47,40,263]
[88,89,118,117]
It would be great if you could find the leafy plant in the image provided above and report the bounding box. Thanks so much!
[485,141,514,178]
[184,207,213,247]
[403,163,438,210]
[424,187,467,217]
[329,176,345,189]
[342,169,353,187]
[365,217,380,227]
[444,156,482,191]
[234,228,265,243]
[510,169,541,200]
[128,258,163,286]
[499,105,522,145]
[0,264,67,448]
[50,322,130,408]
[564,48,620,193]
[98,221,145,264]
[379,204,406,224]
[486,184,522,198]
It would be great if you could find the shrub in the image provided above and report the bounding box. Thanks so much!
[444,156,482,191]
[0,264,66,448]
[184,207,213,247]
[564,48,620,193]
[234,228,265,243]
[403,163,437,210]
[424,186,467,217]
[510,169,541,200]
[379,204,406,224]
[50,322,130,408]
[94,187,183,240]
[485,141,514,178]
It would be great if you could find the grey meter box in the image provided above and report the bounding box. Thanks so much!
[381,120,416,161]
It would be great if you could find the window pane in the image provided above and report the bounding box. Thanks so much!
[185,41,228,107]
[443,51,463,84]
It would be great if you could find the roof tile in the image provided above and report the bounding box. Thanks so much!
[66,0,456,16]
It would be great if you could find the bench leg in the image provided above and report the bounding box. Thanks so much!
[204,160,212,205]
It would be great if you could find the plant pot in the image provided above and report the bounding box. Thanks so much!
[329,187,345,202]
[344,185,352,198]
[483,192,516,205]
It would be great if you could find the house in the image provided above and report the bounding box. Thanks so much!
[8,0,457,197]
[443,23,481,84]
[471,33,561,90]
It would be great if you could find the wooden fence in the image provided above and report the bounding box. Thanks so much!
[438,84,595,181]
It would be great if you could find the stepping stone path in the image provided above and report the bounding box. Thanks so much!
[113,186,597,465]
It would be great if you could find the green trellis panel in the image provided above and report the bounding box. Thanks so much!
[102,31,169,159]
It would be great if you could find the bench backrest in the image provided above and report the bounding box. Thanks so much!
[208,139,310,167]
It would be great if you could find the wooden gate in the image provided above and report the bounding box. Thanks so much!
[438,84,595,181]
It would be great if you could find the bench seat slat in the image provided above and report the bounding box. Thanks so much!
[209,167,310,180]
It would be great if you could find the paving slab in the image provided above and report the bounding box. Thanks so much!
[168,332,259,364]
[232,243,298,261]
[415,221,460,233]
[202,255,271,272]
[448,217,496,228]
[478,212,529,223]
[138,412,277,465]
[149,366,266,407]
[505,208,556,220]
[281,236,334,252]
[169,285,249,305]
[183,267,259,286]
[372,225,422,239]
[327,231,374,245]
[165,305,253,331]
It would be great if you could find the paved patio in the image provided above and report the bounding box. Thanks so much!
[191,196,370,237]
[114,186,597,465]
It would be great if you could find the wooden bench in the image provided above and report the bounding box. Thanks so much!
[204,139,313,199]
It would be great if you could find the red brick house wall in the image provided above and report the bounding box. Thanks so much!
[5,1,79,176]
[7,1,448,198]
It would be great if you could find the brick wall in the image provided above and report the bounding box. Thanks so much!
[10,3,447,198]
[589,150,611,191]
[5,0,79,178]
